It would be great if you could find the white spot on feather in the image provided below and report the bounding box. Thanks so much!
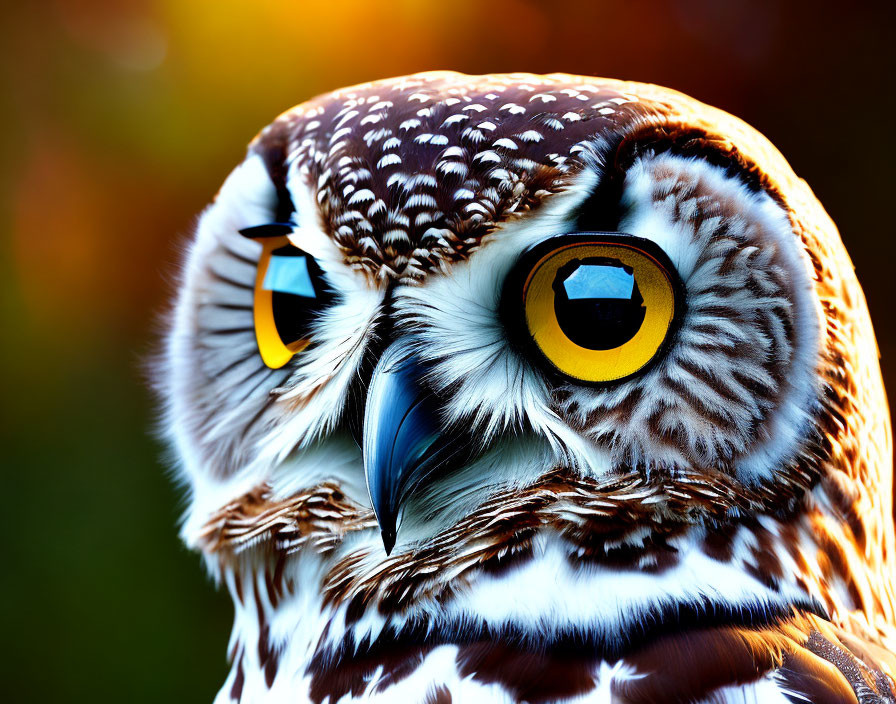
[377,153,402,168]
[473,151,501,164]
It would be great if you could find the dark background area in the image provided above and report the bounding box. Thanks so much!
[1,0,893,700]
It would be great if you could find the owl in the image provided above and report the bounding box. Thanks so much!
[158,72,896,703]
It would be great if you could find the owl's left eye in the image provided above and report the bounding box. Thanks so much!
[503,233,684,384]
[240,224,333,369]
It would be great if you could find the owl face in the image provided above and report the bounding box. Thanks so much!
[160,73,894,676]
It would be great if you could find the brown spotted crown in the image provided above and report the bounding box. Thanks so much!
[250,72,670,281]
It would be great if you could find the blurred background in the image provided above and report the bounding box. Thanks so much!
[1,0,893,700]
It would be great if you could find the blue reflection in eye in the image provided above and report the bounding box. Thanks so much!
[562,263,635,300]
[263,254,316,298]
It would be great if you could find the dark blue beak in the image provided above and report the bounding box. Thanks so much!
[363,341,468,554]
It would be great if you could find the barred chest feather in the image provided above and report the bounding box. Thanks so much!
[220,610,896,704]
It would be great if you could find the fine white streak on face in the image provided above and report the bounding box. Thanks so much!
[398,435,561,544]
[393,172,609,479]
[251,170,383,469]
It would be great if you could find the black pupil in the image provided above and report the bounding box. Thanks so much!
[267,246,332,346]
[552,257,645,350]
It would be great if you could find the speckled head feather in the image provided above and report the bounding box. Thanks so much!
[255,73,648,282]
[158,72,896,703]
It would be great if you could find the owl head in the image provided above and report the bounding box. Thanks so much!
[158,72,895,696]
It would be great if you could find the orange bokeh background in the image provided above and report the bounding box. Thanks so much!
[2,0,893,700]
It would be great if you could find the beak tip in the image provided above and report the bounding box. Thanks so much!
[381,527,396,556]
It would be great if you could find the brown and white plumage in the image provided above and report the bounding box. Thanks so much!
[158,72,896,703]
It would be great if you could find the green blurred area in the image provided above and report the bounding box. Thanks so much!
[0,0,893,700]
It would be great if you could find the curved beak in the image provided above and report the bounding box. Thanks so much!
[363,341,468,554]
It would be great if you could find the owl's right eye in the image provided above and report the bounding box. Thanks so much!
[240,224,334,369]
[502,232,684,385]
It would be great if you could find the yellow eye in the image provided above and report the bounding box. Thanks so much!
[505,234,683,384]
[241,224,333,369]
